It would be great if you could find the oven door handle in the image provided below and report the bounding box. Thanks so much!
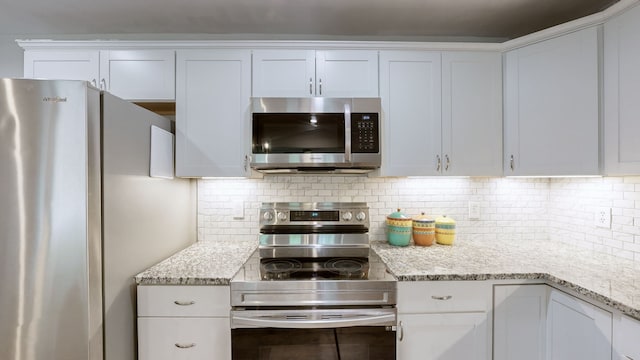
[231,309,396,329]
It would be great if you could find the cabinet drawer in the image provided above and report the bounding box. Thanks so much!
[398,281,490,313]
[138,317,230,360]
[138,285,229,317]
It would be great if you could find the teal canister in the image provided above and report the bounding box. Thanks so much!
[386,208,412,246]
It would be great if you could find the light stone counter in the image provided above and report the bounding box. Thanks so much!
[371,238,640,320]
[135,240,257,285]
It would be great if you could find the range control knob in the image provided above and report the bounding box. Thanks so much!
[262,211,274,222]
[355,211,367,221]
[277,212,288,221]
[342,211,353,221]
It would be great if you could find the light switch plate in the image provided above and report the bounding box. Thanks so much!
[469,201,480,220]
[594,207,611,228]
[232,201,244,219]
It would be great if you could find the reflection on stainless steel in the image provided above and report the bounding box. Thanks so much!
[0,79,194,360]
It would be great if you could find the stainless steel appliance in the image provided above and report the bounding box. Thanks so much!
[231,202,397,360]
[0,79,194,360]
[250,97,381,174]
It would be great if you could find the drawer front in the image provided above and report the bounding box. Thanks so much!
[398,281,490,313]
[138,285,230,317]
[138,317,230,360]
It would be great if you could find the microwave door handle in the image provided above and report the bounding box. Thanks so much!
[344,103,352,163]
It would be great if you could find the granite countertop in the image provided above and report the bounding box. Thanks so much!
[371,238,640,320]
[134,237,640,320]
[135,240,257,285]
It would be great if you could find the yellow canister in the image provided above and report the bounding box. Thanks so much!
[435,215,456,245]
[412,212,435,246]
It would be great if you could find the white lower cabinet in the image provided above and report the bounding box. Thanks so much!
[396,281,491,360]
[614,315,640,360]
[547,289,612,360]
[493,284,549,360]
[138,317,229,360]
[137,285,231,360]
[398,313,488,360]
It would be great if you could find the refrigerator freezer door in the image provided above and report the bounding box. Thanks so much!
[0,79,102,360]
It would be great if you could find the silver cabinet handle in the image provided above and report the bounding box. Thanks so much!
[510,155,515,171]
[91,79,97,87]
[175,343,196,349]
[398,321,404,342]
[309,77,313,95]
[174,300,195,306]
[624,356,633,360]
[244,155,250,172]
[319,78,322,95]
[436,155,441,172]
[445,154,450,171]
[100,78,106,90]
[431,295,453,301]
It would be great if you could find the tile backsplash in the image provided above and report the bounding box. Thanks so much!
[199,175,640,262]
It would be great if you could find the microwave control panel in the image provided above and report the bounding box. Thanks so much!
[351,113,379,153]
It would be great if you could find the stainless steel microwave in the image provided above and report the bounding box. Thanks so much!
[250,97,381,174]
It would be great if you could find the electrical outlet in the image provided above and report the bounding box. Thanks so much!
[469,201,480,220]
[594,207,611,228]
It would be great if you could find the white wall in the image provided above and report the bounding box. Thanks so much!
[0,35,23,78]
[198,175,640,263]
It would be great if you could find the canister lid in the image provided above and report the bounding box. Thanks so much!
[387,208,409,220]
[435,215,456,225]
[413,212,434,223]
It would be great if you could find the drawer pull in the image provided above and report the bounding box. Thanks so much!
[175,343,196,349]
[174,300,196,306]
[431,295,453,301]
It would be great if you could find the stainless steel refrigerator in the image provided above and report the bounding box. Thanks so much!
[0,79,195,360]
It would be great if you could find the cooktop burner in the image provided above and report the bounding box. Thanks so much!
[260,257,369,280]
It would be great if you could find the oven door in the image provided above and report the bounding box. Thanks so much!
[231,308,396,360]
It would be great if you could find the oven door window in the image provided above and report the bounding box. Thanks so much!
[232,327,395,360]
[252,113,345,154]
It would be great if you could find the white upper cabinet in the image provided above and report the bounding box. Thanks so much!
[175,49,251,177]
[24,49,175,101]
[252,49,378,97]
[379,51,442,176]
[442,51,503,176]
[604,4,640,175]
[99,50,175,101]
[24,50,100,84]
[504,26,601,176]
[379,50,502,177]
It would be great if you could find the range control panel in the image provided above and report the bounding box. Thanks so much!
[259,202,369,228]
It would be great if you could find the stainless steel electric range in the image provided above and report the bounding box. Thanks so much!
[230,202,397,360]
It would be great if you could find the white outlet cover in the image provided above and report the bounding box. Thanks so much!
[594,207,611,229]
[469,201,480,220]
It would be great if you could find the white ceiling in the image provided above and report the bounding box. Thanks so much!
[0,0,620,42]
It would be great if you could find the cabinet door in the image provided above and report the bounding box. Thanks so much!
[252,49,315,97]
[175,50,251,177]
[504,26,600,176]
[316,50,379,97]
[614,315,640,360]
[379,51,442,176]
[100,50,175,101]
[24,50,100,84]
[397,313,488,360]
[138,317,230,360]
[604,5,640,175]
[547,289,612,360]
[442,51,502,176]
[494,284,549,360]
